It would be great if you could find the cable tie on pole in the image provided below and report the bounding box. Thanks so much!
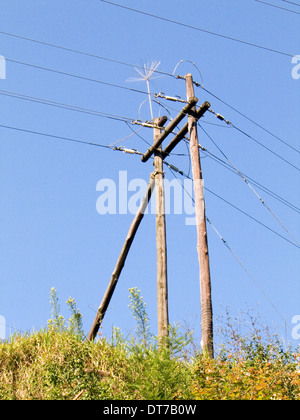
[151,170,165,178]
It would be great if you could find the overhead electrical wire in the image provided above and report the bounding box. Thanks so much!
[1,29,297,159]
[0,123,115,150]
[0,89,136,122]
[199,86,300,156]
[205,187,300,249]
[99,0,294,58]
[109,134,300,251]
[112,141,300,250]
[0,30,172,78]
[1,115,298,248]
[199,124,300,247]
[156,92,300,173]
[230,123,300,173]
[0,8,296,340]
[167,157,300,249]
[281,0,300,6]
[0,116,295,329]
[202,148,300,215]
[3,84,299,208]
[166,164,290,329]
[3,86,298,216]
[2,36,299,245]
[204,217,290,330]
[111,142,294,326]
[5,57,151,96]
[254,0,300,14]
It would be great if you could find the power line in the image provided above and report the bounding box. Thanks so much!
[6,57,151,96]
[165,159,300,249]
[205,217,290,330]
[0,89,135,122]
[3,51,299,239]
[131,91,300,176]
[205,186,300,249]
[3,116,297,250]
[157,84,300,165]
[230,123,300,173]
[166,164,291,329]
[1,120,294,332]
[254,0,300,14]
[5,82,300,177]
[0,123,115,149]
[281,0,300,6]
[128,82,300,174]
[2,28,297,160]
[200,86,300,156]
[202,147,300,215]
[100,0,294,58]
[194,101,300,173]
[199,124,300,247]
[0,91,186,157]
[0,30,173,78]
[188,129,300,214]
[130,97,300,215]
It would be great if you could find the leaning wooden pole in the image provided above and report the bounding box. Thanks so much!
[185,73,214,358]
[86,174,155,341]
[86,117,168,342]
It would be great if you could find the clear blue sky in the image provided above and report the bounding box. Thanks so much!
[0,0,299,349]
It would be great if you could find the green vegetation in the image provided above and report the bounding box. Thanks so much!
[0,288,299,400]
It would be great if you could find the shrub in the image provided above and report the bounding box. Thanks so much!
[0,290,299,400]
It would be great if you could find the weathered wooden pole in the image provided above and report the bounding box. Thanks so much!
[153,117,169,341]
[185,73,214,358]
[86,174,155,341]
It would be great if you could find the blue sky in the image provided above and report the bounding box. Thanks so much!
[0,0,299,349]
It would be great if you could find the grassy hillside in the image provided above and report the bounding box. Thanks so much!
[0,289,299,400]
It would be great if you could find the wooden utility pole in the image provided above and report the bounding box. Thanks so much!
[185,73,214,358]
[86,173,155,341]
[86,85,213,347]
[153,117,169,341]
